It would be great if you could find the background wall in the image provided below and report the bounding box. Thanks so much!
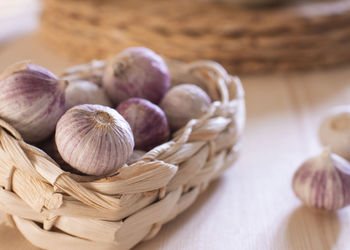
[0,0,40,43]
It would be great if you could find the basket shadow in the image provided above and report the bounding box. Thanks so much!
[283,206,340,250]
[134,178,223,249]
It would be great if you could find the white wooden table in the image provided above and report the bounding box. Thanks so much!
[0,2,350,248]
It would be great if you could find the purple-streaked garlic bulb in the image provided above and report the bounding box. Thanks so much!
[55,104,134,176]
[160,84,211,131]
[102,47,170,105]
[117,98,170,151]
[65,80,112,109]
[0,63,66,142]
[292,149,350,211]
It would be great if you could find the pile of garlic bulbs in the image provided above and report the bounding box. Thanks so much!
[0,47,212,176]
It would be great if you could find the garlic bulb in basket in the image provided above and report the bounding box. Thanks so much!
[102,47,170,104]
[65,80,112,109]
[117,98,170,151]
[55,104,134,176]
[160,84,211,131]
[0,62,66,142]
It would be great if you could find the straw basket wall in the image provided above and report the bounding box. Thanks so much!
[0,58,245,249]
[40,0,350,74]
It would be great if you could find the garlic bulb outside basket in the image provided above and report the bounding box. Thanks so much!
[292,149,350,211]
[319,106,350,161]
[55,104,134,176]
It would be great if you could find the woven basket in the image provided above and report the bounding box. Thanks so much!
[40,0,350,74]
[0,59,245,250]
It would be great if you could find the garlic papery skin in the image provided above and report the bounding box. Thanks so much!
[102,47,170,105]
[55,104,134,176]
[319,106,350,161]
[160,84,211,131]
[292,149,350,211]
[0,63,66,143]
[65,80,112,109]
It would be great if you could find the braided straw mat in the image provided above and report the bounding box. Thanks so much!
[40,0,350,74]
[0,59,245,249]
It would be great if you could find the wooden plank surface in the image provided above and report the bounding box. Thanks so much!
[0,33,350,250]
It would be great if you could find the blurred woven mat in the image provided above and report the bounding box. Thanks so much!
[40,0,350,74]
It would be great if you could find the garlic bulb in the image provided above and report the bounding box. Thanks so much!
[0,62,66,142]
[319,106,350,161]
[65,80,112,109]
[55,104,134,176]
[160,84,211,131]
[102,47,170,104]
[292,149,350,211]
[117,98,170,150]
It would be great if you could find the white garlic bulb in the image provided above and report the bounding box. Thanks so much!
[0,62,66,142]
[55,104,134,176]
[65,80,112,110]
[160,84,211,131]
[319,106,350,161]
[292,149,350,211]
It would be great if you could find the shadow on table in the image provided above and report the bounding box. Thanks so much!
[135,178,223,249]
[283,206,340,250]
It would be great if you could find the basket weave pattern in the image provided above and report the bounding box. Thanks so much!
[0,59,245,250]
